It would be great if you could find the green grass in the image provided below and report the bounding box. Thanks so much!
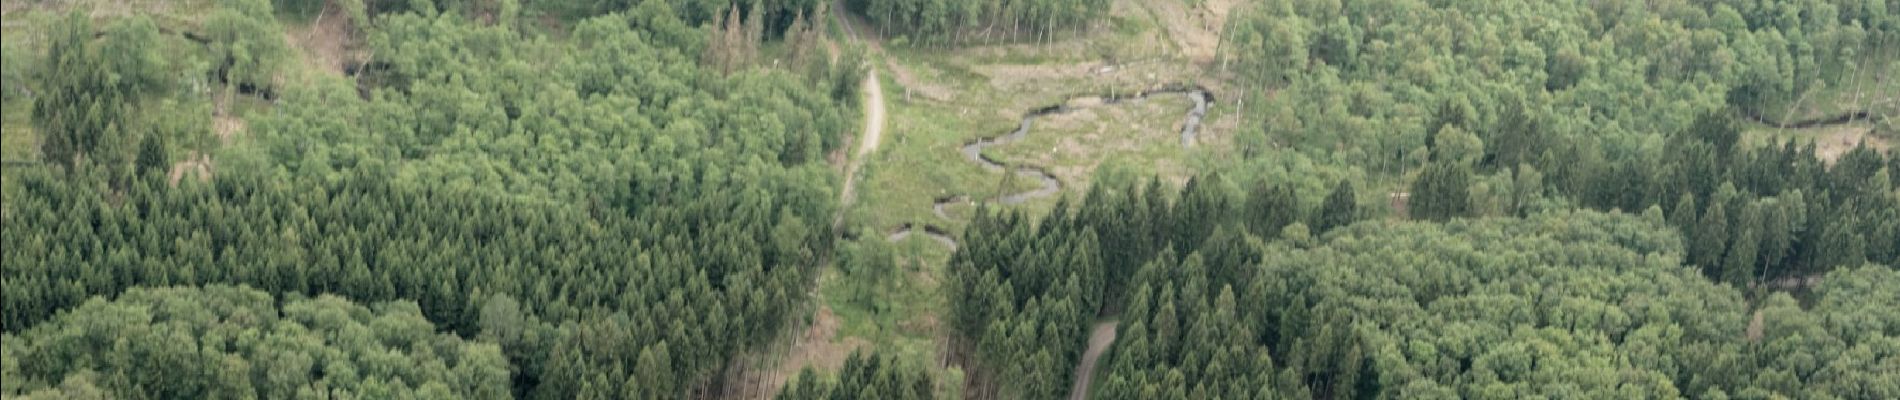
[846,67,1021,236]
[1757,48,1898,124]
[985,95,1197,182]
[1,87,36,202]
[850,48,1220,230]
[1742,120,1883,150]
[2,96,33,162]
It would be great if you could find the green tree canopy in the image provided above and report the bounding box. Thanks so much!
[1,285,512,399]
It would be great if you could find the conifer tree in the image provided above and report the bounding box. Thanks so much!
[1316,180,1357,232]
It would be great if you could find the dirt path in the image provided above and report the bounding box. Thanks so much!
[856,74,887,161]
[1068,322,1120,400]
[832,0,886,216]
[835,68,884,224]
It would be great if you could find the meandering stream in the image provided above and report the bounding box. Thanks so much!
[959,85,1211,205]
[886,85,1213,249]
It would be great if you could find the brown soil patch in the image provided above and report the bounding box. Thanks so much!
[898,313,939,337]
[887,59,954,101]
[1746,309,1765,342]
[978,62,1112,89]
[975,60,1203,106]
[166,151,213,186]
[1812,125,1891,163]
[284,0,362,80]
[1141,0,1238,64]
[827,135,851,170]
[725,305,869,400]
[213,114,246,144]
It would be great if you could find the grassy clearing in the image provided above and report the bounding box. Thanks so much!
[1744,120,1891,163]
[1741,51,1897,161]
[1758,48,1898,125]
[986,95,1198,192]
[1,98,34,205]
[2,97,31,161]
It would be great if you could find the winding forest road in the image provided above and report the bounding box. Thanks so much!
[833,0,885,231]
[1068,322,1120,400]
[837,70,884,214]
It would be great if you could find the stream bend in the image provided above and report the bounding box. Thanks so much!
[890,84,1213,249]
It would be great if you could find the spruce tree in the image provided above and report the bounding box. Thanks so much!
[1693,201,1730,271]
[1411,161,1471,222]
[136,131,169,176]
[1317,180,1357,232]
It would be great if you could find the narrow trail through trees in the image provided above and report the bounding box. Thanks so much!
[835,68,884,230]
[1068,321,1121,400]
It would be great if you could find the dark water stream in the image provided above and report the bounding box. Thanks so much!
[954,85,1210,206]
[892,84,1212,249]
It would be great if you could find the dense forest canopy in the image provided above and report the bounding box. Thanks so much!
[1223,0,1897,181]
[1210,0,1899,287]
[3,0,857,398]
[950,178,1899,399]
[1,285,512,399]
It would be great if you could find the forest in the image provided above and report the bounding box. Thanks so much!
[842,0,1112,45]
[6,0,857,398]
[0,0,1895,399]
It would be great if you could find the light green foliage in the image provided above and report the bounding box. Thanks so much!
[0,285,512,399]
[1738,265,1900,398]
[262,3,852,204]
[1223,0,1896,176]
[205,0,289,91]
[0,36,32,105]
